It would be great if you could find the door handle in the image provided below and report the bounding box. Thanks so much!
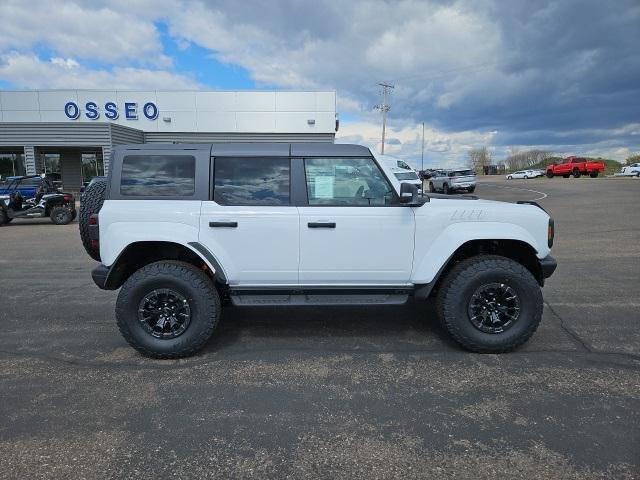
[209,221,238,228]
[308,222,336,228]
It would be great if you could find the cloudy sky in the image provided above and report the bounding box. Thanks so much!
[0,0,638,167]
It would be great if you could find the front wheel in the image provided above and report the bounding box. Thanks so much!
[590,171,599,178]
[429,182,435,193]
[443,183,450,195]
[507,176,513,180]
[546,171,554,178]
[524,175,528,179]
[50,206,73,225]
[0,209,9,225]
[435,255,543,353]
[115,261,221,358]
[573,169,581,178]
[467,186,475,193]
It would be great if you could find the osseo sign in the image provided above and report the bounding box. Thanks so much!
[64,101,159,121]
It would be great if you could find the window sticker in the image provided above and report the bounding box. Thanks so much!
[314,176,334,198]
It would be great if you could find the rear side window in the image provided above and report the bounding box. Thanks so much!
[120,155,195,196]
[213,157,290,206]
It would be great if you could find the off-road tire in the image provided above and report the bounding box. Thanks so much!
[573,169,581,178]
[116,261,221,359]
[79,179,107,261]
[435,255,543,353]
[429,182,435,193]
[546,171,554,178]
[590,171,599,178]
[50,206,73,225]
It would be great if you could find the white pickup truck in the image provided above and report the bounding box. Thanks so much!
[81,143,556,358]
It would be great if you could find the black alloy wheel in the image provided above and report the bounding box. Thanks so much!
[138,288,192,339]
[467,283,520,334]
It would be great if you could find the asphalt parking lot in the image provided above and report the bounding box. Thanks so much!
[1,176,639,479]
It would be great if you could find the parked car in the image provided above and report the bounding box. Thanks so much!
[0,175,76,225]
[620,163,640,177]
[82,143,556,358]
[530,169,546,178]
[546,156,605,178]
[506,170,534,180]
[428,169,476,194]
[380,156,422,192]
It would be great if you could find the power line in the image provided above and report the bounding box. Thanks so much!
[374,82,394,155]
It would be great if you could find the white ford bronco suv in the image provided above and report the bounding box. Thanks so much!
[81,143,556,358]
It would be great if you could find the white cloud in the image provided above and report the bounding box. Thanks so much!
[0,53,200,90]
[336,119,497,168]
[0,0,171,66]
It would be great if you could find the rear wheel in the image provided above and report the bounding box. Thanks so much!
[50,206,73,225]
[435,255,543,353]
[563,174,570,178]
[79,179,107,261]
[429,182,435,193]
[0,209,9,225]
[523,175,528,179]
[507,176,513,180]
[443,183,450,194]
[590,171,599,178]
[116,261,221,359]
[467,186,476,193]
[573,169,581,178]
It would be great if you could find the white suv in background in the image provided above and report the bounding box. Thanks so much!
[80,143,556,359]
[428,169,476,194]
[379,155,423,192]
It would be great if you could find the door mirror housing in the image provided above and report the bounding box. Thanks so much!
[399,182,425,206]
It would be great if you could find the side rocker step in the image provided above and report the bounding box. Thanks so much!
[230,293,409,306]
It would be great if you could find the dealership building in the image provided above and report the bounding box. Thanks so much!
[0,90,337,193]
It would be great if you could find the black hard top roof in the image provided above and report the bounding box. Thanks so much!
[113,142,372,157]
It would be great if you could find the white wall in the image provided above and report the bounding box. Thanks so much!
[0,90,337,134]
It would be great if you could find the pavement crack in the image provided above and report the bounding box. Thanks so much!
[545,301,592,353]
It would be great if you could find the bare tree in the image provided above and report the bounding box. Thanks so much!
[504,149,553,171]
[468,147,492,173]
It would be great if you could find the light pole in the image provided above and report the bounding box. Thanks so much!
[421,121,425,172]
[374,83,394,155]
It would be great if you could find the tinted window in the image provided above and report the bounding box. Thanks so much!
[214,157,290,206]
[304,157,396,206]
[449,170,474,176]
[121,155,195,196]
[395,171,419,180]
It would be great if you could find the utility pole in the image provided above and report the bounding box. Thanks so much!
[421,121,425,172]
[374,82,394,154]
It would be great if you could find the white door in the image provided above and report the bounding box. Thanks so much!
[199,157,299,285]
[298,157,415,285]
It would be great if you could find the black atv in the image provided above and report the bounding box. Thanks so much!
[0,175,77,226]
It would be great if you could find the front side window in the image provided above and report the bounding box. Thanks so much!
[214,157,290,206]
[304,157,396,206]
[121,155,195,196]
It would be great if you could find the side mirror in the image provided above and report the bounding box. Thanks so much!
[400,182,420,205]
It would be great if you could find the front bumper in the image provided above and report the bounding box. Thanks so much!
[539,255,557,279]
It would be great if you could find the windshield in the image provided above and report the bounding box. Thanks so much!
[394,172,419,181]
[449,170,475,177]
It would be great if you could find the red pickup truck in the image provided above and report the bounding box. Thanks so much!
[546,156,605,178]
